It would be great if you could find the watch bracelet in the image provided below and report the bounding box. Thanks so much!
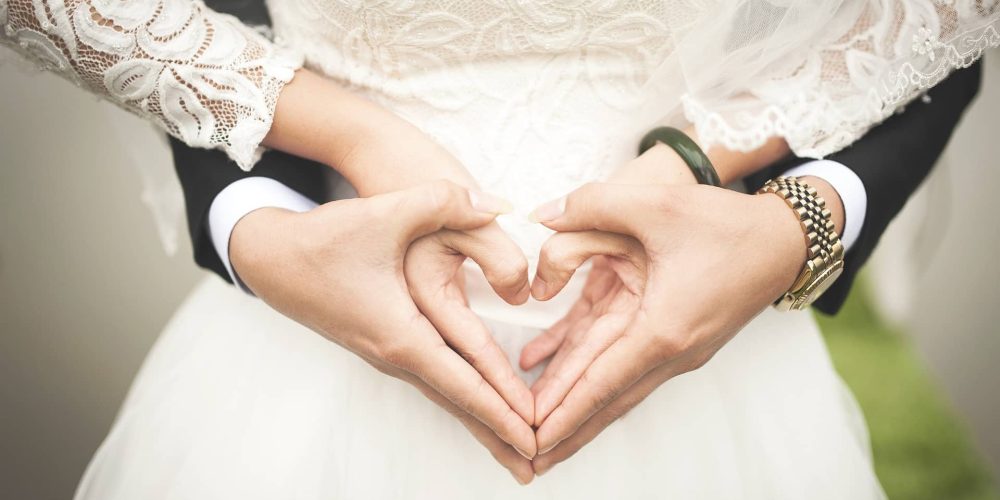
[757,176,845,310]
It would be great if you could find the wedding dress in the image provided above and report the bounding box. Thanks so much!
[3,1,998,498]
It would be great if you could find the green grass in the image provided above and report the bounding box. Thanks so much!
[817,283,999,500]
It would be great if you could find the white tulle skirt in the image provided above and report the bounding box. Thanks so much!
[75,275,885,499]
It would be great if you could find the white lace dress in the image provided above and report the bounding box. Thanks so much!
[3,1,998,499]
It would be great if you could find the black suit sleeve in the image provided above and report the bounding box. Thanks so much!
[746,61,983,315]
[171,141,328,284]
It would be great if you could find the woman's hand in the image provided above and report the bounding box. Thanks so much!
[524,182,811,475]
[230,181,536,483]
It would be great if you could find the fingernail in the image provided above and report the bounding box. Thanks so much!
[538,444,556,455]
[469,189,513,214]
[515,446,533,460]
[529,197,566,223]
[531,278,548,300]
[535,466,550,477]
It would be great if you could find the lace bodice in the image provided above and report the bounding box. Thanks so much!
[2,1,998,253]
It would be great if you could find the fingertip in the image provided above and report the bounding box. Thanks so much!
[519,349,541,371]
[508,279,531,305]
[530,276,549,301]
[512,463,535,485]
[469,189,513,215]
[528,196,566,224]
[532,454,554,477]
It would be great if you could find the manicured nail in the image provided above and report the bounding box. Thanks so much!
[469,189,513,214]
[538,444,556,455]
[515,446,533,460]
[529,197,566,223]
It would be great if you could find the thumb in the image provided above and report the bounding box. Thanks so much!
[376,180,512,243]
[528,183,665,237]
[435,224,531,305]
[533,231,644,301]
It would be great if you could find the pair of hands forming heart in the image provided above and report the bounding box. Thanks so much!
[232,137,818,484]
[394,144,815,482]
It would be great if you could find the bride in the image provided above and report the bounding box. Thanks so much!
[3,1,997,498]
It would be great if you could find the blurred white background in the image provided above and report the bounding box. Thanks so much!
[1,49,998,500]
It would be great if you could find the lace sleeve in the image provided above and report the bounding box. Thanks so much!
[675,1,999,159]
[0,0,303,170]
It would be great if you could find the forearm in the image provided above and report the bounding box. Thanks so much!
[265,70,477,196]
[685,127,791,186]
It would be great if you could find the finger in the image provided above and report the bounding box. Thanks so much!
[529,183,667,236]
[399,370,535,485]
[440,225,531,305]
[533,231,643,301]
[529,311,597,397]
[417,290,535,425]
[398,321,538,458]
[532,363,677,477]
[375,180,510,243]
[519,297,591,371]
[535,326,661,454]
[533,312,631,426]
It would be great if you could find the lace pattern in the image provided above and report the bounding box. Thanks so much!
[259,0,1000,256]
[678,1,1000,157]
[0,0,304,170]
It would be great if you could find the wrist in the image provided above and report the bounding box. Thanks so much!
[682,126,790,185]
[608,143,698,185]
[753,176,846,309]
[229,207,301,289]
[797,175,845,237]
[752,193,810,296]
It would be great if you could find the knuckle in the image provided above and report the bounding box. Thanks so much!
[687,350,716,371]
[539,237,576,270]
[363,196,398,224]
[424,179,462,213]
[377,338,418,371]
[650,330,692,359]
[453,375,488,412]
[487,256,529,289]
[579,370,616,410]
[457,337,490,368]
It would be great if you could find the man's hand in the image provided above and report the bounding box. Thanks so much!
[229,181,536,483]
[524,182,812,475]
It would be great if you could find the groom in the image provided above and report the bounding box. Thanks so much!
[174,0,983,480]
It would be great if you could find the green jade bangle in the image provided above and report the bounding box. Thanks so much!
[638,126,721,187]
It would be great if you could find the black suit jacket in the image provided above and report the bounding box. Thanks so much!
[178,0,982,315]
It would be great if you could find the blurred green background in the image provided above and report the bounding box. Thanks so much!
[821,281,999,500]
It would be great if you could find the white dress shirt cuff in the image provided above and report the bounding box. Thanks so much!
[208,177,320,294]
[780,160,867,252]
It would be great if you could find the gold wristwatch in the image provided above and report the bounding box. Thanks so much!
[757,176,845,311]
